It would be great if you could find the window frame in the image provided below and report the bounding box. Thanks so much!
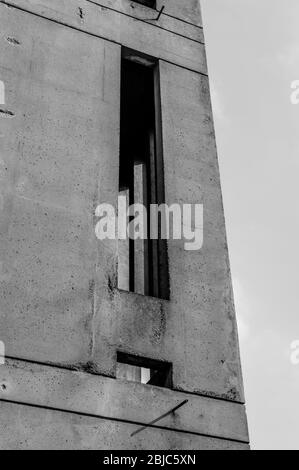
[131,0,156,9]
[116,351,173,389]
[118,48,170,301]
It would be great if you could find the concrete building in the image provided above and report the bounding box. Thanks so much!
[0,0,249,450]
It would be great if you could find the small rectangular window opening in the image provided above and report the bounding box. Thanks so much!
[116,352,172,389]
[132,0,156,8]
[118,49,170,300]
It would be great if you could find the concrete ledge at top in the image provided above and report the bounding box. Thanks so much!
[156,0,203,27]
[77,0,204,41]
[0,0,207,75]
[0,359,249,443]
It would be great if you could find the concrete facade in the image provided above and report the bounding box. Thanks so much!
[0,0,249,449]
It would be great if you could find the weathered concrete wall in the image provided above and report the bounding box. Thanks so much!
[0,2,121,366]
[157,0,203,26]
[0,402,249,450]
[0,0,206,73]
[0,359,248,442]
[0,0,249,449]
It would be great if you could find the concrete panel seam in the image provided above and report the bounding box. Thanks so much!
[4,356,245,405]
[86,0,204,29]
[84,0,205,44]
[4,356,114,379]
[162,12,203,30]
[0,398,250,445]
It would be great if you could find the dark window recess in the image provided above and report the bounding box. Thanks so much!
[132,0,156,8]
[116,352,172,388]
[118,49,170,300]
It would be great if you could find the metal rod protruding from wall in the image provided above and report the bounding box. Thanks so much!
[130,399,189,437]
[155,5,165,21]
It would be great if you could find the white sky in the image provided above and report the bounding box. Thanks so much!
[201,0,299,450]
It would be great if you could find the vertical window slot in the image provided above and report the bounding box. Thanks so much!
[118,50,169,300]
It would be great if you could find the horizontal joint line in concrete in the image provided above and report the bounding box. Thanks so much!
[4,356,114,379]
[84,0,205,45]
[0,0,208,78]
[0,398,250,445]
[169,386,245,406]
[5,356,245,406]
[162,12,203,30]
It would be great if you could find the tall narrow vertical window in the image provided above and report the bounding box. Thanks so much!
[118,49,169,300]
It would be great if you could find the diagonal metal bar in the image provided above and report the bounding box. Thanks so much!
[155,5,165,21]
[130,399,188,437]
[139,5,165,22]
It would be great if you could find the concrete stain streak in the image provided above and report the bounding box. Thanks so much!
[0,108,15,118]
[88,279,96,359]
[6,36,21,45]
[77,7,84,21]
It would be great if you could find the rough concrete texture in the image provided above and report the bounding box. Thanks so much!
[0,0,206,74]
[0,359,249,442]
[157,0,203,26]
[0,3,120,365]
[0,402,249,450]
[0,0,249,449]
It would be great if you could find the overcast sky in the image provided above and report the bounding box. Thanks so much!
[201,0,299,450]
